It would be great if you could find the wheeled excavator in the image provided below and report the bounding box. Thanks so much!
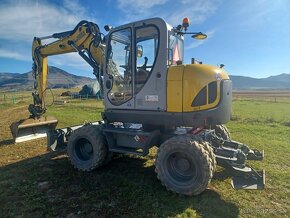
[10,18,265,195]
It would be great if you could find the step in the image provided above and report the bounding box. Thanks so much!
[109,146,148,156]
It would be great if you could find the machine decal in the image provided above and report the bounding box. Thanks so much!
[145,95,159,102]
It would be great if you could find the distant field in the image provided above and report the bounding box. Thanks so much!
[0,89,289,217]
[233,91,290,102]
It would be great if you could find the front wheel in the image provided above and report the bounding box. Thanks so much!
[155,136,213,196]
[67,125,108,171]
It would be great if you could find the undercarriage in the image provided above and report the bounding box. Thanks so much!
[47,122,265,192]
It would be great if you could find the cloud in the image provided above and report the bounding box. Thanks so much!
[116,0,169,22]
[117,0,221,28]
[49,53,93,73]
[0,0,96,66]
[118,0,168,11]
[166,0,221,26]
[186,29,216,49]
[0,49,30,61]
[232,0,289,30]
[0,0,94,42]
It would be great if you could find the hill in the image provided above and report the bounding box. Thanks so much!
[229,74,290,90]
[1,67,289,91]
[0,66,94,90]
[0,72,19,81]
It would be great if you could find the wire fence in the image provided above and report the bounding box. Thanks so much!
[0,90,102,106]
[2,90,289,106]
[233,91,290,103]
[0,91,32,105]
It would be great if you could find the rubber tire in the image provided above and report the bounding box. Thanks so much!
[186,135,216,174]
[200,141,216,175]
[214,125,231,140]
[67,125,107,171]
[155,136,213,196]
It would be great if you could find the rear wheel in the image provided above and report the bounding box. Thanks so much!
[67,125,108,171]
[155,136,213,196]
[214,125,231,140]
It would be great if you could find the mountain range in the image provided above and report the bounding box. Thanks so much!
[230,74,290,90]
[0,66,289,90]
[0,66,94,90]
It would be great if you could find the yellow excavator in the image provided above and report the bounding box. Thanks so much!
[10,18,264,195]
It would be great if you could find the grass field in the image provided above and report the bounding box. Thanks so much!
[0,90,289,217]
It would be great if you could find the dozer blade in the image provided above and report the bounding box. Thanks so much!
[216,157,265,190]
[231,166,265,190]
[10,116,58,143]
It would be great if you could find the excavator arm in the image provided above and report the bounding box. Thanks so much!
[30,20,105,117]
[11,20,106,142]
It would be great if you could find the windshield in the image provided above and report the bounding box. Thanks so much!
[168,34,184,65]
[107,28,132,106]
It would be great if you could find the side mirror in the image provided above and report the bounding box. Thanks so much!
[192,32,207,40]
[137,45,143,58]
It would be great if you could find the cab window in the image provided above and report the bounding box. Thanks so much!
[168,35,184,65]
[135,26,159,94]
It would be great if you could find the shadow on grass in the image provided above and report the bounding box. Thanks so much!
[0,151,239,218]
[0,139,14,146]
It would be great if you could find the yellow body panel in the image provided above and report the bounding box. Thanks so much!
[167,64,229,113]
[167,65,184,112]
[34,25,105,67]
[39,57,48,102]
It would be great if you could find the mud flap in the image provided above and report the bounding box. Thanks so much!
[10,116,58,143]
[231,167,265,190]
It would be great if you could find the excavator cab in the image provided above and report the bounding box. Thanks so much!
[104,18,168,110]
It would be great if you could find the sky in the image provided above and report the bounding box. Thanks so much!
[0,0,289,78]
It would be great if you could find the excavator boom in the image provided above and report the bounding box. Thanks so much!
[11,20,105,143]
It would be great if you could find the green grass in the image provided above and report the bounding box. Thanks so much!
[0,93,289,217]
[46,99,104,128]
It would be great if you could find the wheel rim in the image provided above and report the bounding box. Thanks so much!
[166,152,198,185]
[75,138,94,161]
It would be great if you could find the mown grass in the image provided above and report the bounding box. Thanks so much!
[0,91,289,217]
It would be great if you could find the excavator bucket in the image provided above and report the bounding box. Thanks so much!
[10,116,58,143]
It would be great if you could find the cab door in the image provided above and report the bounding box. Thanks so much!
[104,18,167,111]
[133,18,167,111]
[104,26,135,110]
